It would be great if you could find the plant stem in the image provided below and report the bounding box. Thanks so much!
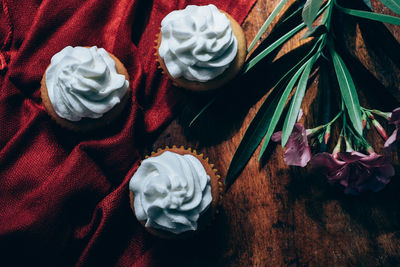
[361,107,391,120]
[325,110,343,127]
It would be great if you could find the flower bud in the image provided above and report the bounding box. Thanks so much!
[324,125,331,144]
[345,138,353,152]
[371,109,391,120]
[306,125,324,137]
[371,119,388,140]
[362,113,367,129]
[332,135,342,158]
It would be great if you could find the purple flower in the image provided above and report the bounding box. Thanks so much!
[272,123,311,167]
[311,152,394,195]
[384,107,400,150]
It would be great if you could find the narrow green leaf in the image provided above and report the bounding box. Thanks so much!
[281,54,318,147]
[188,96,216,127]
[379,0,400,15]
[244,22,305,73]
[301,24,327,39]
[224,89,281,187]
[245,4,329,74]
[321,0,334,29]
[248,0,289,53]
[318,60,332,152]
[272,37,323,90]
[336,3,400,25]
[302,0,324,28]
[258,62,308,160]
[363,0,373,10]
[330,47,363,135]
[225,36,324,187]
[280,3,305,25]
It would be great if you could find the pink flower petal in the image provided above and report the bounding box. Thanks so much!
[311,153,344,171]
[389,107,400,124]
[384,128,399,150]
[311,151,394,194]
[271,131,282,142]
[283,145,311,167]
[297,109,303,122]
[281,123,311,167]
[272,123,315,167]
[337,151,366,162]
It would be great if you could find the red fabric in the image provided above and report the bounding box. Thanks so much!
[0,0,255,266]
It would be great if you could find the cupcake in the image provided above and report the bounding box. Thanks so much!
[129,146,222,239]
[41,46,130,131]
[155,4,247,91]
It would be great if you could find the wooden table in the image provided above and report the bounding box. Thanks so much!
[148,1,400,266]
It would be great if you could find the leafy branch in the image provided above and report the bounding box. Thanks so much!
[191,0,400,189]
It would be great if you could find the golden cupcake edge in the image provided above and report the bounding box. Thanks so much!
[155,11,247,92]
[129,145,224,239]
[40,50,131,132]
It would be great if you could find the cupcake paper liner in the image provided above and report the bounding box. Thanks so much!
[130,145,223,239]
[153,10,248,91]
[40,50,130,132]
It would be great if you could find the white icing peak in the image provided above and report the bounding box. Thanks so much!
[129,151,212,234]
[158,4,238,82]
[45,46,129,121]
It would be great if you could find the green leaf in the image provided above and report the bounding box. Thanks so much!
[363,0,373,10]
[248,0,289,53]
[321,0,334,29]
[244,4,330,74]
[336,3,400,25]
[188,96,216,127]
[379,0,400,15]
[281,54,318,147]
[317,132,324,143]
[258,62,308,160]
[280,2,305,25]
[330,47,363,136]
[244,22,306,73]
[224,89,281,187]
[302,0,324,28]
[301,24,327,39]
[272,36,324,89]
[224,35,324,187]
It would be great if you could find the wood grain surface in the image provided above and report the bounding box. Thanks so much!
[146,1,400,266]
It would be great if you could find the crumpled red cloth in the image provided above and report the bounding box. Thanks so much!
[0,0,255,266]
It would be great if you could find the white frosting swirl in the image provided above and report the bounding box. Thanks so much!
[45,46,129,121]
[158,4,238,82]
[129,151,212,234]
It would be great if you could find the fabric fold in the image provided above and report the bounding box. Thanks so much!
[0,0,256,266]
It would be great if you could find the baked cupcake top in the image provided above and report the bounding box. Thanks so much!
[129,151,212,234]
[45,46,129,121]
[158,4,238,82]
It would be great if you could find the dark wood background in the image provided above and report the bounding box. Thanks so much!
[147,0,400,266]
